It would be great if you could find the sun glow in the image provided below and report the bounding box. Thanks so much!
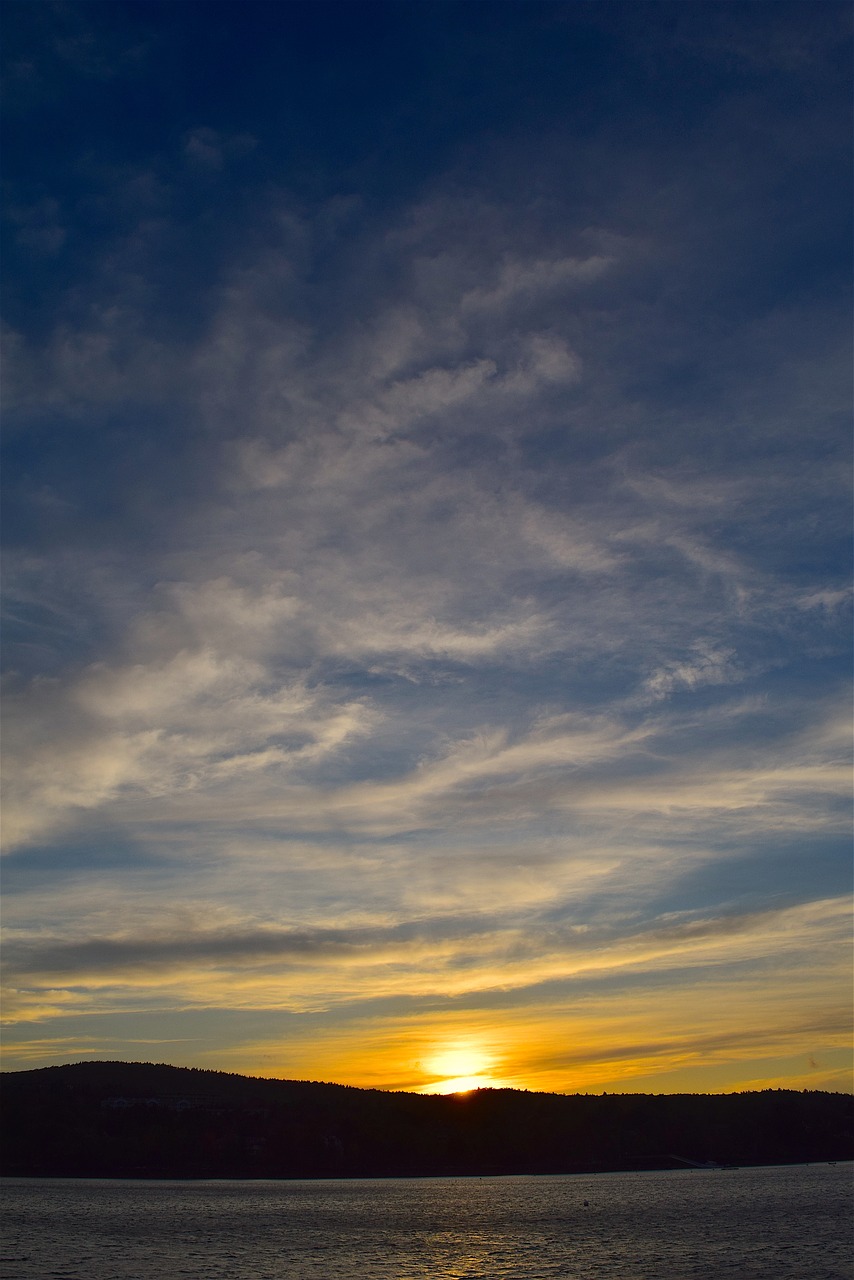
[423,1075,488,1095]
[420,1045,496,1094]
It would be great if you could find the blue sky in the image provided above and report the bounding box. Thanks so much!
[2,0,851,1093]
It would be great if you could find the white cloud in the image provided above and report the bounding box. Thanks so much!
[460,253,614,314]
[3,121,850,1090]
[640,642,741,700]
[1,642,376,849]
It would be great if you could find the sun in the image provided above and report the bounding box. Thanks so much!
[420,1046,496,1094]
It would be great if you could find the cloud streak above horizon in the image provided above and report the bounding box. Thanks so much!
[2,0,851,1095]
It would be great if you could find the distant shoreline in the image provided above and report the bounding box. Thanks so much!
[3,1061,851,1181]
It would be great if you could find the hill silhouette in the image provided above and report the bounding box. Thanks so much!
[1,1061,851,1179]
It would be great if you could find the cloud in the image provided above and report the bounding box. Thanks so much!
[2,2,850,1089]
[460,252,614,314]
[1,644,376,848]
[640,642,741,700]
[183,127,224,169]
[6,893,848,1092]
[6,874,849,1002]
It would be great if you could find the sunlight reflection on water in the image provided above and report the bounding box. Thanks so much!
[1,1164,851,1280]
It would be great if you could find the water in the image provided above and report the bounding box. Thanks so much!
[1,1164,851,1280]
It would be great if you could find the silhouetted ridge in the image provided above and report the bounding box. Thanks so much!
[2,1061,851,1179]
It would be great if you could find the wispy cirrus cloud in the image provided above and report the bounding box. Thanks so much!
[1,1,850,1091]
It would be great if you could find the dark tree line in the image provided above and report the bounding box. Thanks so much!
[2,1061,851,1179]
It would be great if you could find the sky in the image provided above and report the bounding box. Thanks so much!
[1,0,851,1096]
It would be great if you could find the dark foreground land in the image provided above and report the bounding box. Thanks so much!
[1,1061,851,1179]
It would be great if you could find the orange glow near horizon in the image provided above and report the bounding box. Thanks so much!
[6,902,850,1095]
[418,1044,501,1094]
[421,1076,490,1095]
[204,957,854,1098]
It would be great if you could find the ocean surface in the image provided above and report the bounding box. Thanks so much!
[1,1163,851,1280]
